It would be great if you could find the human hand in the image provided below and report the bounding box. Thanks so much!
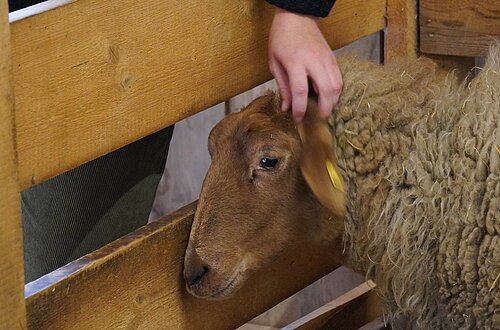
[268,8,343,123]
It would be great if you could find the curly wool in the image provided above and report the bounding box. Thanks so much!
[331,44,499,328]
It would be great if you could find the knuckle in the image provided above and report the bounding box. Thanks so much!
[320,84,335,96]
[293,84,308,96]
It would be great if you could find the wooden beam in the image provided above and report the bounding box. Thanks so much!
[384,0,418,61]
[282,281,383,330]
[10,0,386,189]
[26,202,345,329]
[420,0,500,57]
[0,0,26,328]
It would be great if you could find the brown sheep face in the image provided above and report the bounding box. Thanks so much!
[183,94,335,299]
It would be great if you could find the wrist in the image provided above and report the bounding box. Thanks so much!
[274,7,318,22]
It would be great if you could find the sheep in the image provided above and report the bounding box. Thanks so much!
[183,44,499,329]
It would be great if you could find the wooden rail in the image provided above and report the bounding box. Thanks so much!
[9,0,386,189]
[25,203,346,329]
[420,0,500,57]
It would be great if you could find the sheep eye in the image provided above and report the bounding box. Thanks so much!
[260,158,278,169]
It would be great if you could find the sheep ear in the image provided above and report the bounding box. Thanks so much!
[298,98,346,218]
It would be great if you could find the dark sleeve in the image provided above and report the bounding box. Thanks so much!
[265,0,336,18]
[8,0,45,12]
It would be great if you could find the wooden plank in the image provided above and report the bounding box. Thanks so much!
[384,0,418,61]
[420,0,500,57]
[26,202,345,329]
[0,0,26,328]
[282,281,383,330]
[9,0,386,189]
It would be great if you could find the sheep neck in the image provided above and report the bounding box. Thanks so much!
[328,56,446,325]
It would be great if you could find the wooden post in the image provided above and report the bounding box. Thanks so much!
[384,0,418,62]
[0,0,27,328]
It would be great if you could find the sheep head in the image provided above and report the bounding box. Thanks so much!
[184,92,344,299]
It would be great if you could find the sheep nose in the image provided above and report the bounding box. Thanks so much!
[185,264,209,287]
[184,247,210,287]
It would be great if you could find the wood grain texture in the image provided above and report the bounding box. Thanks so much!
[282,281,383,330]
[384,0,418,61]
[420,0,500,57]
[0,0,26,328]
[10,0,386,189]
[26,202,345,329]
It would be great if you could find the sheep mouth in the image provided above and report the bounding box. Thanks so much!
[207,272,242,299]
[186,268,245,300]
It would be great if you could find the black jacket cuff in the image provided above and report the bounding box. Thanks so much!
[266,0,336,18]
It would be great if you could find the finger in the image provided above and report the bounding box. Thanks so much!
[270,61,291,112]
[307,63,336,118]
[328,54,343,109]
[287,66,309,123]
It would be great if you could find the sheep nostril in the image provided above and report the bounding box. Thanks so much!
[186,265,210,287]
